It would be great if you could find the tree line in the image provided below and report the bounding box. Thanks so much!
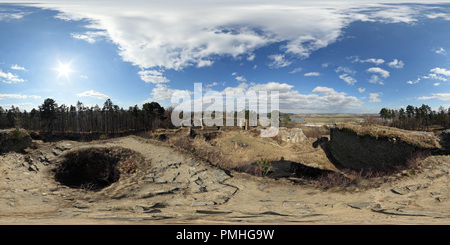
[0,98,172,134]
[379,104,450,131]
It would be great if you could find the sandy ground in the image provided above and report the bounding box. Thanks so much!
[1,135,450,225]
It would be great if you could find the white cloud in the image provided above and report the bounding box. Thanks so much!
[367,67,390,78]
[196,59,214,68]
[232,72,247,82]
[71,31,107,44]
[407,78,420,84]
[235,76,246,82]
[151,84,192,101]
[422,67,450,83]
[152,81,362,113]
[339,73,357,85]
[76,90,110,100]
[418,93,450,101]
[0,94,41,100]
[358,88,365,93]
[289,67,303,74]
[387,59,404,69]
[247,54,255,61]
[369,93,382,103]
[426,13,450,21]
[430,67,450,76]
[349,56,385,65]
[268,54,292,68]
[304,72,320,77]
[423,73,447,82]
[138,70,170,84]
[369,75,384,85]
[0,11,28,21]
[11,64,26,70]
[19,1,439,75]
[362,58,385,65]
[335,66,356,75]
[435,47,446,55]
[0,70,26,83]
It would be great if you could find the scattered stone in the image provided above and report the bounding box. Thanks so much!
[405,184,421,192]
[391,187,409,195]
[154,188,179,195]
[191,201,216,206]
[347,202,371,210]
[396,200,411,206]
[372,208,443,217]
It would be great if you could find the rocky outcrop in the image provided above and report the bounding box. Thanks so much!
[278,127,307,143]
[0,128,32,154]
[328,124,441,171]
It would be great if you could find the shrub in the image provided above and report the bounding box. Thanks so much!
[13,128,23,140]
[256,158,273,177]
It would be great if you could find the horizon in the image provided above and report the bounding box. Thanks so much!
[2,1,450,114]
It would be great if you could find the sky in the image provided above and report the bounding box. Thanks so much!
[2,1,450,114]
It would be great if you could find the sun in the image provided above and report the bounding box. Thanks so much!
[54,60,74,79]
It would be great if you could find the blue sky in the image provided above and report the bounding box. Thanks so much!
[2,1,450,113]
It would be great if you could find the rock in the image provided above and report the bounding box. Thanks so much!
[191,201,216,206]
[391,187,409,195]
[405,184,421,192]
[212,169,230,183]
[372,208,443,217]
[290,128,307,143]
[347,202,371,209]
[277,128,307,143]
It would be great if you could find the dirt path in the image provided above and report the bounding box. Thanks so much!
[1,135,450,224]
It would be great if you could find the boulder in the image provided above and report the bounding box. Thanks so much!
[0,128,32,154]
[277,127,307,143]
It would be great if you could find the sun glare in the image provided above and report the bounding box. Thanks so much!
[54,60,74,79]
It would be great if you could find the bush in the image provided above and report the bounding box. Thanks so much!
[255,158,273,177]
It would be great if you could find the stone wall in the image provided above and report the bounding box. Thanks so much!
[328,124,441,171]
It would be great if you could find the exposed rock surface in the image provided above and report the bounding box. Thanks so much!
[278,127,307,143]
[329,124,441,170]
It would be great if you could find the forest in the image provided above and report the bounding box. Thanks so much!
[2,97,447,137]
[0,98,172,134]
[379,104,450,131]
